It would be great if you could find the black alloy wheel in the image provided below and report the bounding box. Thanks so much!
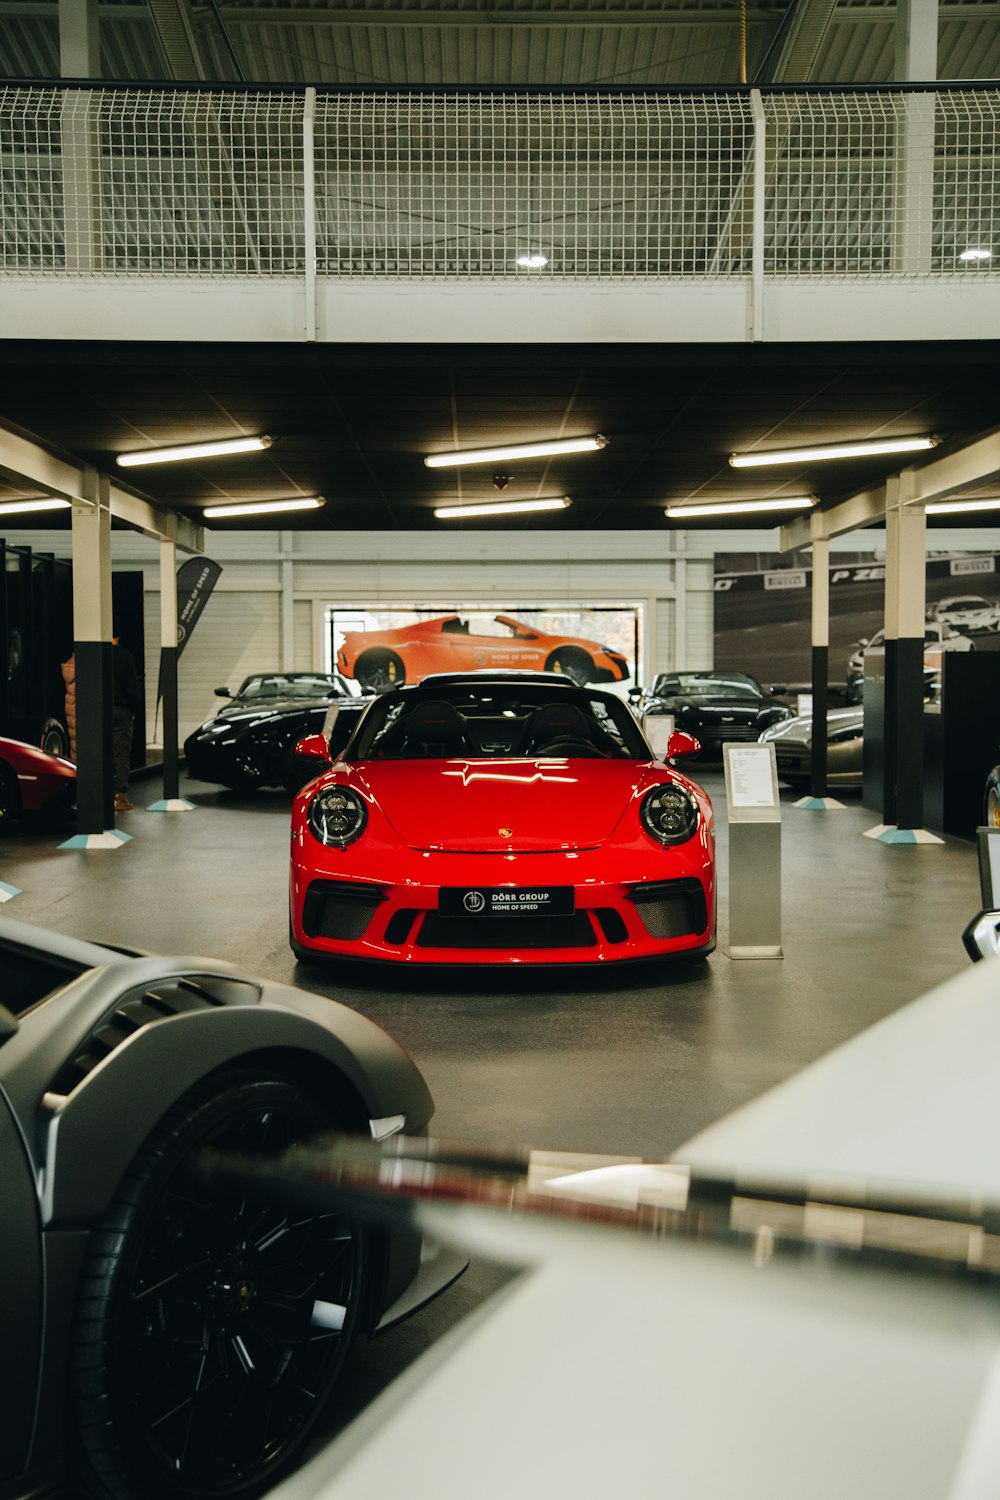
[544,647,592,685]
[74,1070,366,1500]
[353,649,405,693]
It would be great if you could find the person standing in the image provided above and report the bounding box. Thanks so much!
[112,634,142,812]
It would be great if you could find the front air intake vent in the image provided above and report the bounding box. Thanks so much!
[52,974,261,1094]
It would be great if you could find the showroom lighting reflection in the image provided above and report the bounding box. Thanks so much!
[425,436,607,468]
[730,436,938,467]
[665,497,816,519]
[516,253,549,269]
[202,496,324,519]
[117,435,273,468]
[926,497,1000,514]
[960,247,992,262]
[434,496,571,520]
[0,497,71,514]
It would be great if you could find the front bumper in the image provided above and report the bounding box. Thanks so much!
[290,845,715,965]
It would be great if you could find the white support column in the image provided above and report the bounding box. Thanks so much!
[281,531,295,671]
[59,0,100,76]
[749,89,767,342]
[303,87,318,342]
[894,0,938,276]
[63,471,130,848]
[795,530,845,810]
[866,472,941,844]
[673,536,688,672]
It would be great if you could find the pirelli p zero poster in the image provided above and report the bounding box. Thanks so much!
[713,551,1000,689]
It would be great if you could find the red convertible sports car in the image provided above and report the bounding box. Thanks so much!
[336,614,629,691]
[289,674,715,967]
[0,735,76,825]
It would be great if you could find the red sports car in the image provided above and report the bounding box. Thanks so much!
[0,736,76,825]
[289,675,715,967]
[336,614,629,691]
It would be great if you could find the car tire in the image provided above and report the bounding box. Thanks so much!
[544,647,593,685]
[73,1068,366,1500]
[986,768,1000,828]
[38,717,70,757]
[0,762,21,825]
[353,649,405,693]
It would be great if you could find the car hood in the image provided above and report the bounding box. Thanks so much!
[671,697,771,717]
[352,759,656,851]
[216,695,343,720]
[766,709,863,748]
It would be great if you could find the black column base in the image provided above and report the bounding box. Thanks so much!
[75,640,113,834]
[809,644,829,799]
[160,644,180,801]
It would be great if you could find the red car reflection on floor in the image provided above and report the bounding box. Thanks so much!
[289,675,715,967]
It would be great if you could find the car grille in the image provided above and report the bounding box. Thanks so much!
[417,912,597,950]
[627,879,707,939]
[303,880,386,941]
[696,722,758,741]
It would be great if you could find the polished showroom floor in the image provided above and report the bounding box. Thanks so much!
[0,765,983,1434]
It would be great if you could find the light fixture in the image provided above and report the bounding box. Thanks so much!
[0,497,71,514]
[926,497,1000,514]
[516,253,548,269]
[434,496,571,520]
[730,436,938,468]
[959,247,992,262]
[117,435,273,468]
[425,435,607,469]
[201,496,324,520]
[665,497,816,519]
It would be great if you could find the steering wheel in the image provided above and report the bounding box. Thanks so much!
[535,737,608,758]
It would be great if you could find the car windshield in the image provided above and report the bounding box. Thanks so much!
[236,674,348,702]
[347,683,649,760]
[651,672,763,700]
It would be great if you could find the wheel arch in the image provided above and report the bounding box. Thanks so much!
[41,1005,433,1230]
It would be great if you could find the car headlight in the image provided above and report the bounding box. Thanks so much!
[640,784,700,845]
[307,786,368,847]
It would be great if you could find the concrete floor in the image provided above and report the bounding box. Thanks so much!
[0,765,983,1444]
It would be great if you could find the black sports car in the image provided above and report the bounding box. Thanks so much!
[0,915,462,1500]
[184,672,370,793]
[638,671,793,756]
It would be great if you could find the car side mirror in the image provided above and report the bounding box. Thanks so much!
[857,639,869,650]
[214,686,231,698]
[769,684,787,696]
[627,687,642,703]
[294,733,332,764]
[666,730,701,760]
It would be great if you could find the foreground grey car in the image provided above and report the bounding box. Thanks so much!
[0,917,460,1500]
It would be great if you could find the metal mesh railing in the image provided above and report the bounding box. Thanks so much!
[1,84,998,280]
[315,93,754,277]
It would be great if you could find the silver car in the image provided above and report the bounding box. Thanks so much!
[758,706,864,787]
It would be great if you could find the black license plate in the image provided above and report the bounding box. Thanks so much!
[440,886,575,918]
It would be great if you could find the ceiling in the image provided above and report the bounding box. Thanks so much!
[2,6,1000,538]
[3,338,1000,534]
[3,0,1000,90]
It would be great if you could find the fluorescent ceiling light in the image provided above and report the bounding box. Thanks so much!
[665,497,816,519]
[434,496,571,520]
[730,436,938,468]
[926,497,1000,514]
[202,496,324,520]
[0,497,71,514]
[960,247,992,262]
[516,253,548,269]
[117,435,273,468]
[425,435,607,469]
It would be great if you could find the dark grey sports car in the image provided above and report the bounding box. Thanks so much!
[639,671,793,756]
[184,673,370,793]
[0,916,461,1500]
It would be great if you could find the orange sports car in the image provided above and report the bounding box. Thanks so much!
[337,615,629,692]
